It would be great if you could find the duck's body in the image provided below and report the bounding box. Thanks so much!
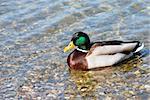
[64,32,144,71]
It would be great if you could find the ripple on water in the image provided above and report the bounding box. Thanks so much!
[0,0,150,99]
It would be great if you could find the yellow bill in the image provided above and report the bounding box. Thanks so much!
[64,41,75,52]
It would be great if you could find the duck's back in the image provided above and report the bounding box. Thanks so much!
[89,40,141,55]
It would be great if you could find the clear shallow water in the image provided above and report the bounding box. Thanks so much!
[0,0,150,99]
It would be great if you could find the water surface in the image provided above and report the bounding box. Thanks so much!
[0,0,150,99]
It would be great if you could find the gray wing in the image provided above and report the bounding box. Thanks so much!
[90,41,142,56]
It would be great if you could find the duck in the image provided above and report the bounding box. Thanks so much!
[64,32,144,71]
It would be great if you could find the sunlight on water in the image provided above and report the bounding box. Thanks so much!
[0,0,149,99]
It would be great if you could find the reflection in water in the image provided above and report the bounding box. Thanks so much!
[68,69,108,99]
[69,70,99,99]
[67,55,144,99]
[116,55,143,72]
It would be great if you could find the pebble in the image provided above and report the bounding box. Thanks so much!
[37,97,42,100]
[134,70,141,76]
[144,85,150,91]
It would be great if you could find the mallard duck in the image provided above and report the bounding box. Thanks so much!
[64,32,144,71]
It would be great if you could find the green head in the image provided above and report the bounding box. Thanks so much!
[64,32,91,52]
[72,32,90,50]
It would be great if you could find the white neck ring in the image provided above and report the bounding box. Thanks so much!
[76,48,88,53]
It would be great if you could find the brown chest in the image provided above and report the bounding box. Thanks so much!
[67,50,88,70]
